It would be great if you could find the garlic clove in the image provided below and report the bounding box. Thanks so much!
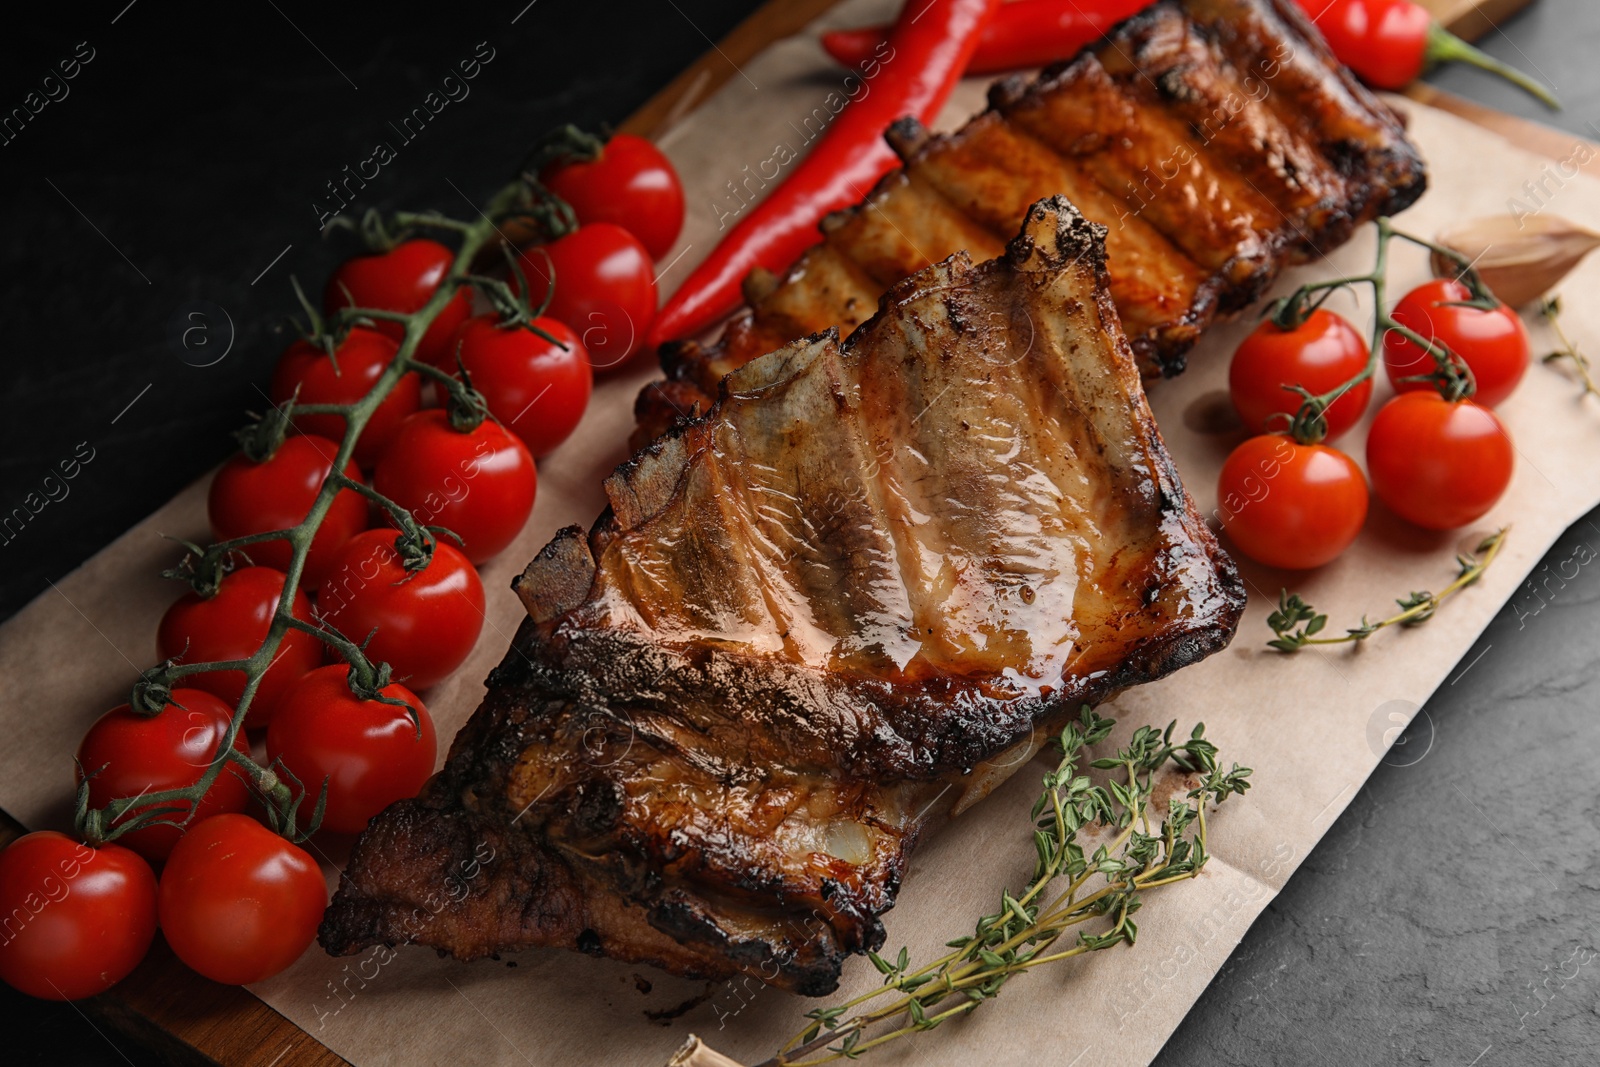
[1431,214,1600,308]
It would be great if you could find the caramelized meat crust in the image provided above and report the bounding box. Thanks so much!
[321,199,1246,994]
[634,0,1425,448]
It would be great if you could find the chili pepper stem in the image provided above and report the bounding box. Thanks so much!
[1425,22,1559,109]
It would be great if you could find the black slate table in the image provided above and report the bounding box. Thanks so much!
[2,1,1596,1063]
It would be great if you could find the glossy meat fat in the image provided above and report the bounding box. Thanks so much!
[320,199,1246,994]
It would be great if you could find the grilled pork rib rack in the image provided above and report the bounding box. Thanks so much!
[321,199,1247,993]
[634,0,1426,448]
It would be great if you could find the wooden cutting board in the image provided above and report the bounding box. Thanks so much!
[4,0,1561,1063]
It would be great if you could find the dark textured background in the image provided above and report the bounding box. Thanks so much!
[2,0,1596,1063]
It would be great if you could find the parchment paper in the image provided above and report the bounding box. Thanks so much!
[3,1,1599,1062]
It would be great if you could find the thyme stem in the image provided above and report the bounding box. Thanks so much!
[1540,296,1599,398]
[759,710,1251,1067]
[1267,528,1509,652]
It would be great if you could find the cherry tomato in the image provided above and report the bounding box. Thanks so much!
[1229,309,1372,441]
[0,832,157,1001]
[1383,278,1530,408]
[269,327,420,469]
[75,689,251,863]
[158,814,325,985]
[1293,0,1432,89]
[267,666,436,835]
[1366,392,1514,530]
[1217,435,1369,570]
[517,224,656,371]
[539,133,686,260]
[450,315,592,458]
[156,567,321,729]
[317,531,485,690]
[208,435,368,588]
[372,410,536,564]
[324,238,471,368]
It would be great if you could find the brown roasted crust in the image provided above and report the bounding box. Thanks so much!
[322,198,1247,995]
[633,0,1426,446]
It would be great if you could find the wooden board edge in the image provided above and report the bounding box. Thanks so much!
[1423,0,1539,41]
[1403,82,1599,164]
[619,0,843,141]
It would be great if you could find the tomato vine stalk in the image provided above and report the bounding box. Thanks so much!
[76,179,546,847]
[1265,216,1494,445]
[1257,218,1515,653]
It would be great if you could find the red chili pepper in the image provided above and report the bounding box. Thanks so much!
[1294,0,1556,106]
[646,0,1000,349]
[821,0,1151,76]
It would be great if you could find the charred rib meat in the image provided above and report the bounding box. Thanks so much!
[635,0,1425,447]
[320,199,1246,994]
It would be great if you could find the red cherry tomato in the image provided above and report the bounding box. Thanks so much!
[372,410,536,564]
[1366,392,1514,530]
[75,689,251,863]
[207,435,367,588]
[317,530,485,690]
[1383,278,1530,408]
[1229,309,1373,441]
[269,327,420,469]
[539,133,686,260]
[450,315,591,458]
[324,238,471,368]
[158,814,326,985]
[0,832,157,1001]
[156,567,321,729]
[267,666,436,835]
[517,224,656,371]
[1293,0,1432,89]
[1217,435,1369,570]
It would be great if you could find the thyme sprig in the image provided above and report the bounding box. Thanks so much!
[1267,528,1509,652]
[1539,296,1598,399]
[753,708,1251,1067]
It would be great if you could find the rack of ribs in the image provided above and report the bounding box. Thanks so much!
[320,198,1247,994]
[633,0,1426,449]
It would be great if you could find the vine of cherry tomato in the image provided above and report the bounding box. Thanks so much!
[156,566,321,729]
[270,327,421,469]
[1382,278,1530,408]
[317,530,486,690]
[450,315,592,458]
[158,814,327,985]
[324,238,472,369]
[1221,277,1529,571]
[75,689,251,862]
[28,143,691,1001]
[1229,309,1372,441]
[266,666,437,835]
[0,832,157,1001]
[207,435,368,588]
